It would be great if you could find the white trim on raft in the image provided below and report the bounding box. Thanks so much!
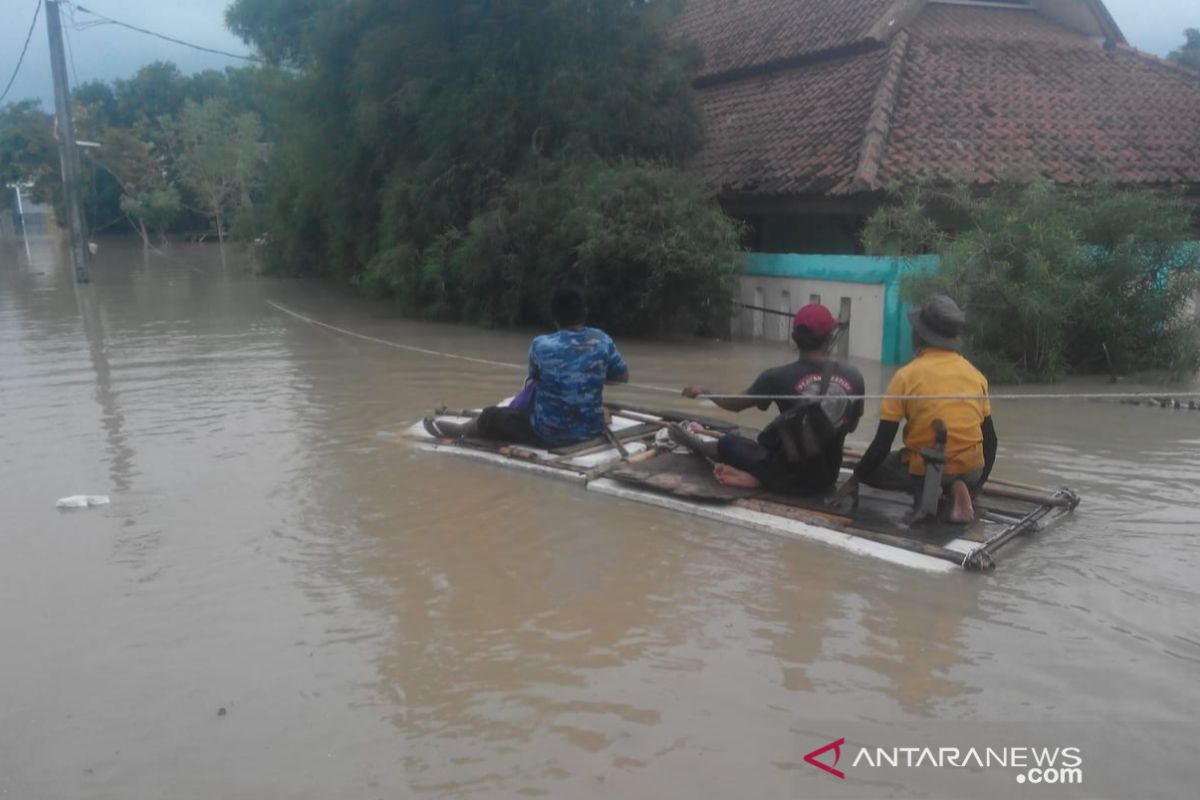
[414,440,592,485]
[407,422,963,574]
[587,478,960,574]
[408,422,647,475]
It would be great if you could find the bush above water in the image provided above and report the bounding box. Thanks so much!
[358,162,742,336]
[229,0,743,337]
[864,181,1200,382]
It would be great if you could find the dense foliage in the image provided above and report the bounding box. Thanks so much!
[226,0,742,335]
[2,62,272,247]
[1169,28,1200,70]
[0,100,57,212]
[864,182,1200,382]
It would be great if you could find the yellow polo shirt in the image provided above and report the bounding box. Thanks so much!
[879,348,991,476]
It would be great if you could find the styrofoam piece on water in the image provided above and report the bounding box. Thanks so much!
[55,495,111,509]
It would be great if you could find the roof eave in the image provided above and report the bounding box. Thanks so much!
[692,39,887,89]
[1083,0,1127,45]
[865,0,928,44]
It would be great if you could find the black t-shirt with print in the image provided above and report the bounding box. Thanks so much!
[743,358,866,491]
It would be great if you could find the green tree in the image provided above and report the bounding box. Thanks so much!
[91,126,180,250]
[361,161,743,335]
[73,81,119,127]
[73,62,282,238]
[5,62,275,237]
[112,62,189,128]
[0,101,58,211]
[226,0,323,66]
[864,182,1200,381]
[226,0,739,335]
[175,99,263,265]
[1168,28,1200,70]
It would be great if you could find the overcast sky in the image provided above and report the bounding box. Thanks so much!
[2,0,1197,108]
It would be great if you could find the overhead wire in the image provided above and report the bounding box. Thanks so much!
[265,300,1200,404]
[697,391,1200,402]
[0,0,44,105]
[68,2,263,63]
[63,1,82,88]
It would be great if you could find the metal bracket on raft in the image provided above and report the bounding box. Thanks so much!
[965,486,1079,570]
[1057,487,1082,511]
[962,550,996,572]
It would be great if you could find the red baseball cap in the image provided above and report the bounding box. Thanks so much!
[793,304,838,337]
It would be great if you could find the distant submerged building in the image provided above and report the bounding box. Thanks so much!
[675,0,1200,361]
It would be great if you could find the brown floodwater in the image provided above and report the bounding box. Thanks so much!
[2,230,1198,799]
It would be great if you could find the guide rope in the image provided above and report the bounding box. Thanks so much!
[266,301,1200,404]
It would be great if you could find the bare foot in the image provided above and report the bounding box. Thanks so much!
[947,480,975,524]
[713,463,762,488]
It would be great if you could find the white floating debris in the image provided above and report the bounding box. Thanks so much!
[56,495,111,509]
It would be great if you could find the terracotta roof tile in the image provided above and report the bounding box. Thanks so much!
[876,5,1200,188]
[688,3,1200,196]
[692,48,893,195]
[674,0,900,80]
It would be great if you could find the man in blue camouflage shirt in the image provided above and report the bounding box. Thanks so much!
[424,286,629,447]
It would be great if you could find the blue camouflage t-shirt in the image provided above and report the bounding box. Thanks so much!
[529,328,628,446]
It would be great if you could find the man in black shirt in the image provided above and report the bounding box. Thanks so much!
[672,304,866,496]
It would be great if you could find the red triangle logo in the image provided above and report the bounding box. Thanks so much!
[804,737,846,780]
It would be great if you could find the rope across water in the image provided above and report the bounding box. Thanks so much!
[267,301,1200,404]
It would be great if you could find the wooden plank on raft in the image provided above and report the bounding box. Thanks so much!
[548,423,659,455]
[840,451,1072,508]
[749,490,992,547]
[585,447,658,480]
[736,497,852,529]
[606,452,761,502]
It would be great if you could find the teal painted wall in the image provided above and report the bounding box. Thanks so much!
[744,244,1200,364]
[744,253,940,365]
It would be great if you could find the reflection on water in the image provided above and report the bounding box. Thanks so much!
[1,230,1197,799]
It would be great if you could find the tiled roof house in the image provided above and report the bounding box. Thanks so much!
[677,0,1200,253]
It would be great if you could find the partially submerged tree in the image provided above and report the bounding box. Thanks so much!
[226,0,741,335]
[360,161,743,335]
[1169,28,1200,71]
[91,126,179,250]
[864,181,1200,382]
[225,0,322,67]
[175,98,262,265]
[0,101,58,211]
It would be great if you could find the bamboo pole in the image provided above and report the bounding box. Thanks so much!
[606,402,739,432]
[608,408,728,439]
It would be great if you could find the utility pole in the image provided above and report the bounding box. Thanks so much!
[45,0,90,283]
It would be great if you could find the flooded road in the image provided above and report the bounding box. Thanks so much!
[2,231,1198,799]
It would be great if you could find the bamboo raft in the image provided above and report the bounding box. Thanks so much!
[406,404,1080,573]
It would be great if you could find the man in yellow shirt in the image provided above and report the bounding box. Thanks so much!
[831,295,998,523]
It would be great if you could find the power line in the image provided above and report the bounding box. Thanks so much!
[0,1,44,105]
[266,301,1200,405]
[69,3,262,64]
[63,3,82,88]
